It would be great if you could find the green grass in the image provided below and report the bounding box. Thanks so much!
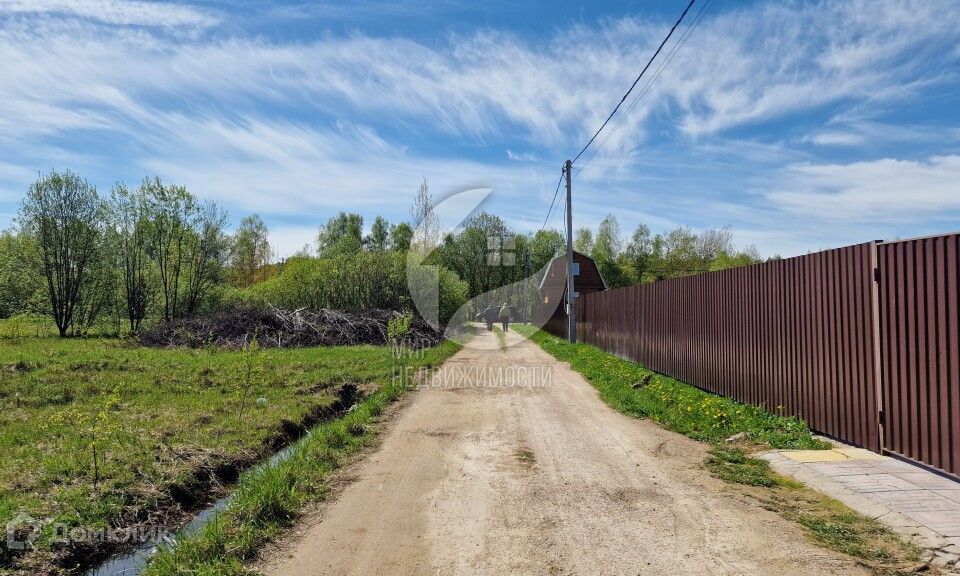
[142,346,458,576]
[0,335,458,573]
[515,325,829,450]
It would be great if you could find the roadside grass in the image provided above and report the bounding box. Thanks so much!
[518,326,925,574]
[143,341,460,576]
[514,325,828,449]
[0,335,457,574]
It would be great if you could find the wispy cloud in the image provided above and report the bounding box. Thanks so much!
[0,0,218,27]
[768,155,960,222]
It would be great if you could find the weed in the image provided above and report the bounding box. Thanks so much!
[705,447,780,487]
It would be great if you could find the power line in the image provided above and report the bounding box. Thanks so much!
[570,0,697,166]
[538,170,565,232]
[574,0,714,180]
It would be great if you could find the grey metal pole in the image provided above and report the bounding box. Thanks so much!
[564,159,576,343]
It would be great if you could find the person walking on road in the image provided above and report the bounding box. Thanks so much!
[499,303,511,332]
[482,305,496,331]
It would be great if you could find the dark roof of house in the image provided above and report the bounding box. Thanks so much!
[538,250,607,293]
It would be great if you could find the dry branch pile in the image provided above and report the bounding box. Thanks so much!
[138,306,444,349]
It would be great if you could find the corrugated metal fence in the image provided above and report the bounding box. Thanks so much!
[546,234,960,477]
[878,234,960,476]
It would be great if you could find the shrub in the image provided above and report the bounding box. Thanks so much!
[237,252,468,324]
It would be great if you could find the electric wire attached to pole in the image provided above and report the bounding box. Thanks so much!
[570,0,697,166]
[537,0,699,342]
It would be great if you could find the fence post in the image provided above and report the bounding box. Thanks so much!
[870,240,885,453]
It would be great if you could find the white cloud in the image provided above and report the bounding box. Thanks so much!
[768,155,960,222]
[0,0,218,27]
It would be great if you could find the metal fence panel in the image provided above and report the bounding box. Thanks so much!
[879,234,960,477]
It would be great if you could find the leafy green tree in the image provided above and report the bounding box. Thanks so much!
[367,216,390,252]
[229,214,272,287]
[110,182,154,331]
[182,201,229,315]
[0,231,44,318]
[17,170,107,336]
[623,223,653,282]
[389,222,413,252]
[530,229,564,271]
[574,227,593,254]
[144,177,194,322]
[317,212,364,257]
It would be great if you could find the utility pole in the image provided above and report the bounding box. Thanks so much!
[564,159,576,343]
[524,250,531,323]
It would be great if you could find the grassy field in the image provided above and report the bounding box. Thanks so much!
[517,326,923,574]
[0,332,458,573]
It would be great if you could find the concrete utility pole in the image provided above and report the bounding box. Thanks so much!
[564,159,576,343]
[524,250,531,323]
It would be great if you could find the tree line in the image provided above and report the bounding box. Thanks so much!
[2,170,272,335]
[0,171,768,336]
[572,214,767,288]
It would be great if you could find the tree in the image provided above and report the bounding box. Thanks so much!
[367,216,390,252]
[529,229,565,271]
[317,212,364,257]
[410,178,440,252]
[110,183,153,331]
[0,231,44,318]
[623,223,652,282]
[389,222,413,252]
[574,227,593,254]
[182,200,228,315]
[591,214,623,263]
[144,177,194,322]
[17,170,106,336]
[230,214,271,287]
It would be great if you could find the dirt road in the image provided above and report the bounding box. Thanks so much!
[260,328,867,575]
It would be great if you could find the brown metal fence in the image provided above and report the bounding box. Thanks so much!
[569,242,881,451]
[878,234,960,476]
[545,234,960,475]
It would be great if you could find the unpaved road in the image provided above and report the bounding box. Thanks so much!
[260,328,867,575]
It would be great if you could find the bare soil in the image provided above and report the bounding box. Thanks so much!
[258,328,870,576]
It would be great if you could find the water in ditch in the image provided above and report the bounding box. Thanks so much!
[84,384,359,576]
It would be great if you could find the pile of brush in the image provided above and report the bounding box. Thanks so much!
[138,305,444,349]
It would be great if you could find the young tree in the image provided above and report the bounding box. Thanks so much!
[17,170,106,336]
[182,201,228,315]
[367,216,390,252]
[574,227,594,254]
[110,183,153,331]
[623,223,652,282]
[591,214,628,288]
[591,214,623,263]
[144,177,193,322]
[229,214,271,287]
[410,178,440,252]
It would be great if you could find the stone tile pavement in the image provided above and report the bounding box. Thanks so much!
[762,445,960,572]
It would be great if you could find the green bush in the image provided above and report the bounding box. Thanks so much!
[236,252,468,324]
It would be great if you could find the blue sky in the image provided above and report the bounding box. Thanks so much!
[1,0,959,258]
